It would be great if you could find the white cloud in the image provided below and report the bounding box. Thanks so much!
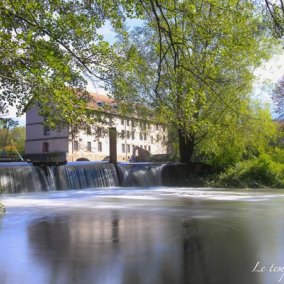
[253,47,284,107]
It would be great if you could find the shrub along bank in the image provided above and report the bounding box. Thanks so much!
[212,153,284,188]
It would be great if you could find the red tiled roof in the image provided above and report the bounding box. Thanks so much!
[87,92,115,109]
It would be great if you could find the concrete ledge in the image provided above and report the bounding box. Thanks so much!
[161,162,215,186]
[24,152,67,166]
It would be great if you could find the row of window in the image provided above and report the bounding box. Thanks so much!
[121,119,165,131]
[43,126,165,140]
[120,130,166,143]
[43,121,165,138]
[73,141,103,152]
[42,142,152,154]
[121,144,151,153]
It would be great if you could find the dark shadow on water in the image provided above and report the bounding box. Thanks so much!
[24,208,260,284]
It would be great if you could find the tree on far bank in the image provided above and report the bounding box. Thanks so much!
[110,0,274,164]
[0,118,18,149]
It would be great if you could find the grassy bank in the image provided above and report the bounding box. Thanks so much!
[204,153,284,189]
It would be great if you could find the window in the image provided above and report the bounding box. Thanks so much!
[127,131,130,139]
[87,142,91,151]
[156,134,160,141]
[144,145,147,150]
[156,124,159,130]
[73,141,79,151]
[139,132,143,140]
[163,135,166,143]
[43,125,50,136]
[98,141,102,152]
[131,120,135,127]
[96,101,105,107]
[132,145,135,152]
[151,136,154,144]
[127,144,130,153]
[121,130,125,139]
[121,119,124,125]
[131,131,135,140]
[144,133,147,140]
[42,142,49,152]
[97,127,102,137]
[122,144,125,153]
[163,126,165,131]
[127,119,130,126]
[86,125,92,135]
[148,145,151,152]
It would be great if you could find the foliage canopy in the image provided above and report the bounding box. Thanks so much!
[0,0,278,165]
[0,0,137,126]
[110,0,274,163]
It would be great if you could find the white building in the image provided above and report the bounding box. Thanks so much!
[25,92,168,162]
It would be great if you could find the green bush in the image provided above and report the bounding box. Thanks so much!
[269,147,284,164]
[216,154,284,188]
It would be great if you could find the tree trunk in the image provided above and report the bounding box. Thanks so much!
[178,130,195,165]
[4,126,10,148]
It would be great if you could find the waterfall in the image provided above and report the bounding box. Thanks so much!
[118,163,165,187]
[0,163,51,193]
[0,162,167,193]
[52,162,119,190]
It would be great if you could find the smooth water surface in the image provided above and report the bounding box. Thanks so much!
[1,187,284,284]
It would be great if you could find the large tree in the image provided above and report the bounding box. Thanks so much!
[0,0,138,127]
[110,0,273,164]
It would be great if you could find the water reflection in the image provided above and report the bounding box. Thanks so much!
[26,210,259,284]
[1,189,284,284]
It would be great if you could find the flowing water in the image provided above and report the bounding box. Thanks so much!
[0,162,120,193]
[0,162,162,193]
[0,162,50,193]
[1,163,284,284]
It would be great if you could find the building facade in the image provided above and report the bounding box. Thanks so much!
[25,93,168,162]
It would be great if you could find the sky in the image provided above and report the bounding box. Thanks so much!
[6,20,284,125]
[253,48,284,108]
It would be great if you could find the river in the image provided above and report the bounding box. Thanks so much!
[0,187,284,284]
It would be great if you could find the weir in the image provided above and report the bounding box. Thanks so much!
[0,162,167,193]
[118,162,164,186]
[0,163,51,193]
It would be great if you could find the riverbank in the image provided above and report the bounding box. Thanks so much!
[165,156,284,189]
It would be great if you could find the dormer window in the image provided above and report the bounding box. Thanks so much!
[96,101,105,107]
